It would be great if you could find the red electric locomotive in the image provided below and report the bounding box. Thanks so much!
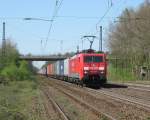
[69,49,107,86]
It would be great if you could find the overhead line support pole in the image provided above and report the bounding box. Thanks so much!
[2,22,6,58]
[1,22,6,68]
[99,26,102,51]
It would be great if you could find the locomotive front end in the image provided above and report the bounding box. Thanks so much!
[83,54,107,85]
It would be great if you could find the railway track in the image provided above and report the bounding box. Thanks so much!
[87,86,150,111]
[101,87,150,103]
[108,82,150,92]
[46,77,150,119]
[54,79,150,111]
[41,87,70,120]
[51,83,115,120]
[128,86,150,92]
[94,89,150,110]
[124,83,150,88]
[54,84,116,120]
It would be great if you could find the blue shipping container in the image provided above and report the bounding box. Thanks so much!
[59,60,64,76]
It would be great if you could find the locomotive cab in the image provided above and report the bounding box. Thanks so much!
[69,49,107,86]
[82,53,107,85]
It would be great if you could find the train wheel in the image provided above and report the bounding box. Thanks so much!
[74,79,77,84]
[80,80,84,87]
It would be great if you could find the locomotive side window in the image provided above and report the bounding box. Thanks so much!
[84,56,103,63]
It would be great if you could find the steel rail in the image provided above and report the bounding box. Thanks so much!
[126,83,150,88]
[91,89,150,111]
[108,82,150,89]
[128,86,150,92]
[42,88,69,120]
[46,77,150,117]
[107,82,150,92]
[53,85,116,120]
[40,91,53,119]
[53,78,150,111]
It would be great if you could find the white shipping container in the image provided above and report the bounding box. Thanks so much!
[64,58,69,76]
[39,67,46,75]
[54,62,57,75]
[56,61,59,75]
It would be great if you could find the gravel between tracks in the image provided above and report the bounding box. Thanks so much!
[101,87,150,104]
[41,90,62,120]
[40,79,104,120]
[46,77,150,120]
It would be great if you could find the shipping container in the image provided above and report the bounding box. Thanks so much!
[50,61,58,75]
[47,64,53,75]
[39,67,47,75]
[64,58,69,76]
[59,60,64,76]
[56,61,59,75]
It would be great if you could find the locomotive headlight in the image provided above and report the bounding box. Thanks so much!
[84,67,89,70]
[84,71,88,74]
[99,67,104,71]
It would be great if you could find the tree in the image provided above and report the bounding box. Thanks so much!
[107,0,150,66]
[0,39,19,72]
[0,39,35,83]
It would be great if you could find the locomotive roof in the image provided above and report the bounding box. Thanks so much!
[77,49,104,54]
[71,52,105,58]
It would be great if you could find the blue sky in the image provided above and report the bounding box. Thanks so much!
[0,0,144,67]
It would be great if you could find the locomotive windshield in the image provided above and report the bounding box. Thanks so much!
[84,56,103,63]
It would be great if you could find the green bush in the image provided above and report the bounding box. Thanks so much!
[1,63,19,81]
[0,61,33,82]
[0,40,35,83]
[18,61,32,81]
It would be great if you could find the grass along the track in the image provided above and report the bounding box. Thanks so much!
[0,80,40,120]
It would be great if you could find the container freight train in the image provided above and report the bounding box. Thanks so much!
[41,50,107,86]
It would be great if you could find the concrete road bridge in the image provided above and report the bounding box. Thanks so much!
[19,55,67,61]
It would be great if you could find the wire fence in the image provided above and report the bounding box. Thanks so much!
[108,57,150,82]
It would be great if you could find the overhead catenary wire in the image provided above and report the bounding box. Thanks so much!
[46,0,142,54]
[6,0,133,55]
[86,0,126,36]
[55,16,118,20]
[82,1,113,39]
[81,0,115,50]
[0,0,139,55]
[108,0,113,7]
[78,0,127,52]
[44,0,64,49]
[96,0,130,28]
[0,16,122,21]
[96,1,113,27]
